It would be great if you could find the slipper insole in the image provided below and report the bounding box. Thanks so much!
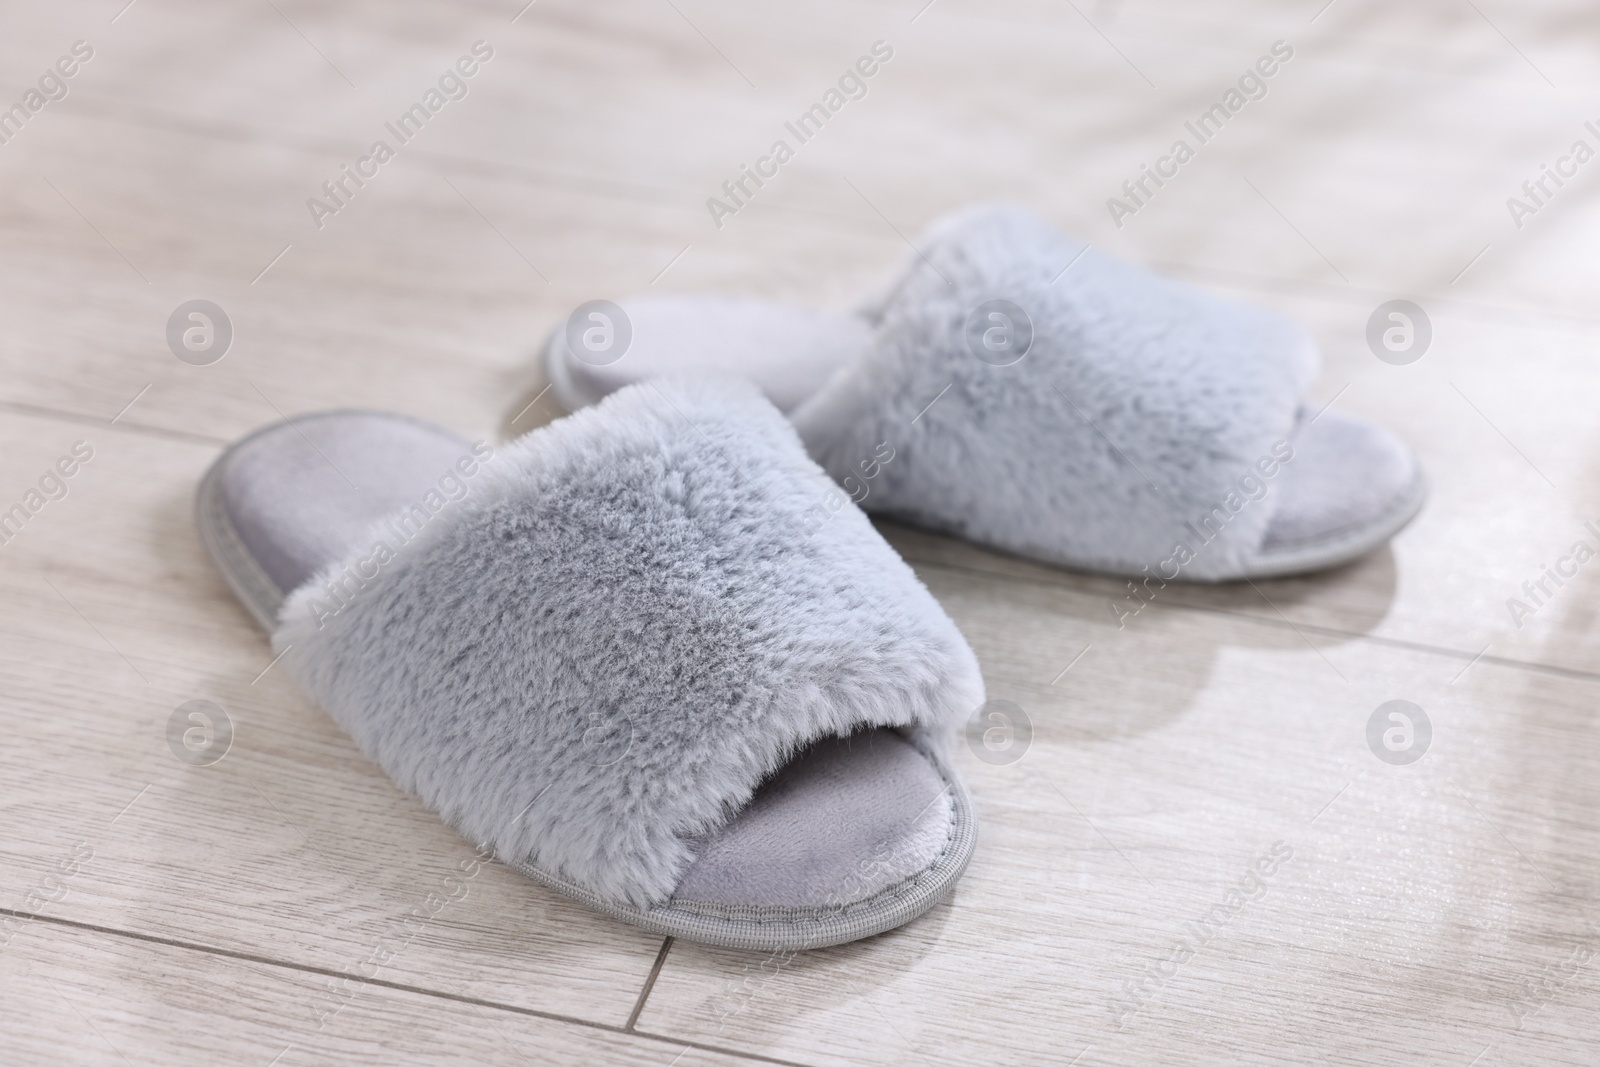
[1260,407,1417,554]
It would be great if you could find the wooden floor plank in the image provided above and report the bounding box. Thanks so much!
[0,920,765,1067]
[2,0,1591,322]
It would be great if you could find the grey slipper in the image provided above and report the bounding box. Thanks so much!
[196,379,983,951]
[542,205,1425,582]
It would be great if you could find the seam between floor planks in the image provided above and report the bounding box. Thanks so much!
[624,937,675,1032]
[910,555,1600,687]
[0,399,233,449]
[1,907,813,1067]
[59,94,696,213]
[1149,259,1600,334]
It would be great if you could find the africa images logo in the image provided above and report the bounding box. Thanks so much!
[1366,700,1430,766]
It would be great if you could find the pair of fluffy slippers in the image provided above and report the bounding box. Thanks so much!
[198,206,1423,951]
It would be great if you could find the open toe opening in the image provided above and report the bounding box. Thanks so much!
[1254,408,1425,575]
[670,728,957,914]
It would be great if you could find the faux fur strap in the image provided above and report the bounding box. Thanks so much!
[274,379,983,907]
[791,205,1319,580]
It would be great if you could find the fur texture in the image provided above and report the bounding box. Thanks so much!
[274,379,984,908]
[790,205,1319,580]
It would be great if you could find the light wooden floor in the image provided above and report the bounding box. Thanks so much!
[2,1,1598,1063]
